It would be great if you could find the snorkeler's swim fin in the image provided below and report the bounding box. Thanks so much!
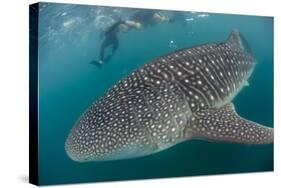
[89,60,103,68]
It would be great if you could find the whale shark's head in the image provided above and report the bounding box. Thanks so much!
[64,104,117,162]
[64,110,142,162]
[65,119,91,162]
[64,107,150,162]
[64,89,162,162]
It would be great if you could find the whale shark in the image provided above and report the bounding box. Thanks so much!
[65,30,273,162]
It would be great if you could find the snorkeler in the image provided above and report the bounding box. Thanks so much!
[92,10,171,67]
[92,19,140,66]
[169,11,187,25]
[93,20,125,66]
[126,9,171,29]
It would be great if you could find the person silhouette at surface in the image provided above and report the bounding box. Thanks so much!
[92,10,171,67]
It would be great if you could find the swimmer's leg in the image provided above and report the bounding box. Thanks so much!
[98,39,108,64]
[89,39,108,67]
[104,37,119,63]
[112,37,119,54]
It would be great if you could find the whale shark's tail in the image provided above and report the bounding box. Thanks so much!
[188,103,273,145]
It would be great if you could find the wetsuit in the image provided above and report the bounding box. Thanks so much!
[99,20,125,62]
[130,10,157,27]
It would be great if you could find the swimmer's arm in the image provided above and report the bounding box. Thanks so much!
[124,20,142,29]
[153,13,170,22]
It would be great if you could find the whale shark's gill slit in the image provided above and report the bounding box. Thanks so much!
[141,88,160,145]
[168,84,191,141]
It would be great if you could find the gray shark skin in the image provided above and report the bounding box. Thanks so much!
[65,30,273,162]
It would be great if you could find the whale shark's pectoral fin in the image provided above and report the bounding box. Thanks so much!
[188,103,273,144]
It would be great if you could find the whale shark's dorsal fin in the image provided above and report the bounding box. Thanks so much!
[188,103,273,144]
[226,30,252,54]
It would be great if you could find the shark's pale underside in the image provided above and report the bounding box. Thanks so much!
[65,30,273,162]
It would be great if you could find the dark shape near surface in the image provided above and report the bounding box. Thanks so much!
[90,20,126,67]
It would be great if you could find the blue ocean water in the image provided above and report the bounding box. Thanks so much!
[38,3,273,185]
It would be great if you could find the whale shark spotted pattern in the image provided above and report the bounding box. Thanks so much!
[65,30,273,162]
